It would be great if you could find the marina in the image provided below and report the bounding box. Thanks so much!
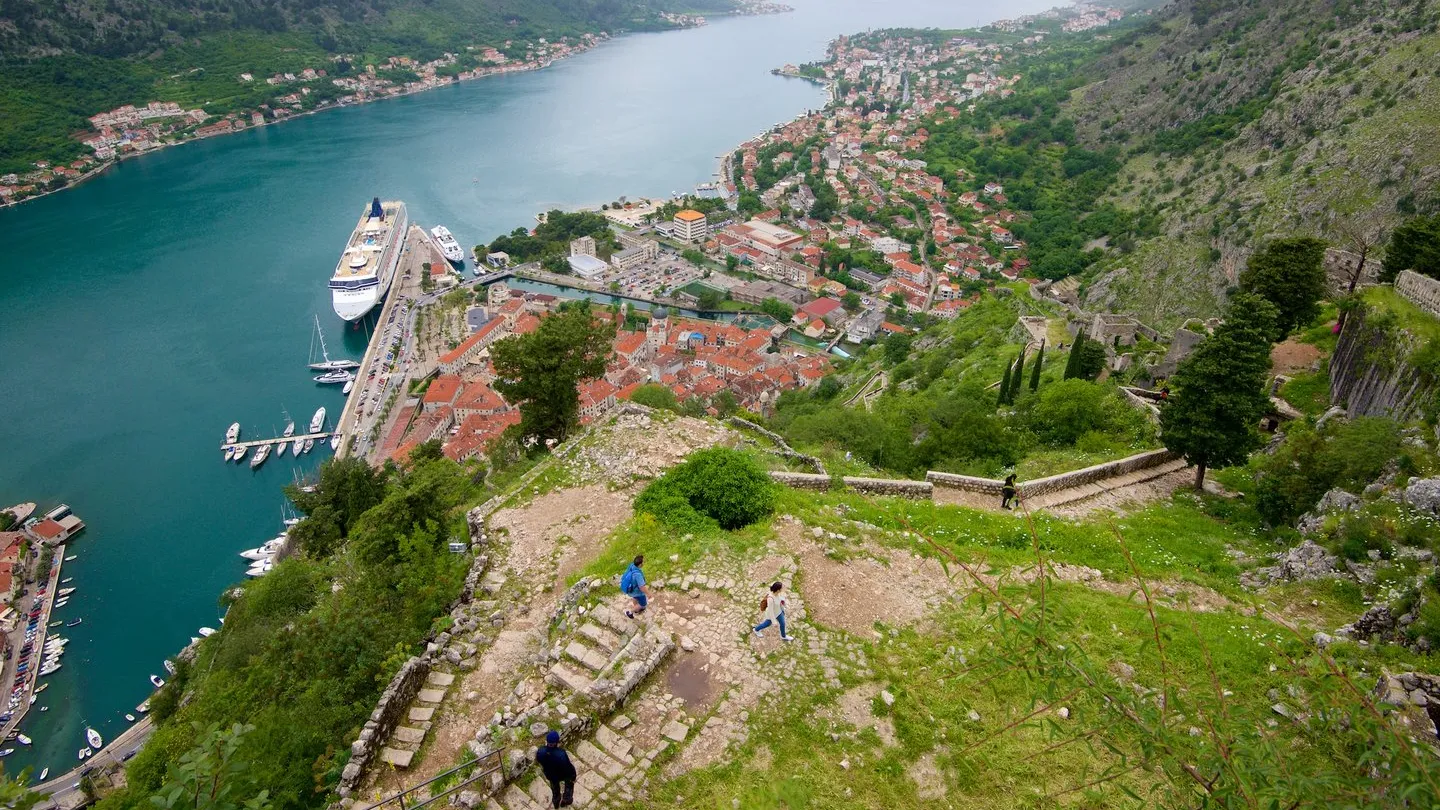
[222,432,335,451]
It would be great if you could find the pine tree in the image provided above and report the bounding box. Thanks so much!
[1160,292,1279,489]
[1030,341,1044,391]
[998,357,1014,404]
[1063,329,1086,380]
[1011,350,1025,401]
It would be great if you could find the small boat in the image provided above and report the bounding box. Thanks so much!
[283,517,300,527]
[292,437,305,455]
[226,422,241,444]
[330,434,341,451]
[48,621,61,628]
[275,439,288,458]
[35,684,48,694]
[59,587,75,596]
[65,619,81,627]
[64,555,76,561]
[250,443,271,469]
[54,599,68,608]
[150,675,165,688]
[310,407,326,433]
[224,445,236,462]
[124,714,135,722]
[342,380,354,395]
[282,421,296,439]
[314,370,354,385]
[77,747,90,760]
[303,438,315,454]
[246,559,274,577]
[136,700,150,713]
[39,664,59,676]
[38,768,47,780]
[198,627,217,637]
[17,734,31,746]
[39,707,47,712]
[0,749,12,758]
[233,444,248,462]
[164,660,177,676]
[60,577,72,584]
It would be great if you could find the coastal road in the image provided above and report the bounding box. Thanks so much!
[31,716,154,806]
[0,546,65,746]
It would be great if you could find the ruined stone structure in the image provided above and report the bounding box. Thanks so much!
[1395,269,1440,318]
[1152,326,1206,379]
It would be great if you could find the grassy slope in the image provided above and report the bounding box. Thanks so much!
[1067,0,1440,328]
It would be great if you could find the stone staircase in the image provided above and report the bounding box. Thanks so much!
[1023,457,1191,511]
[546,603,670,711]
[379,670,457,769]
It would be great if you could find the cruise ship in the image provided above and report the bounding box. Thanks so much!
[430,226,465,264]
[330,198,408,321]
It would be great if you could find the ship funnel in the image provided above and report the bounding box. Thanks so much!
[369,197,384,220]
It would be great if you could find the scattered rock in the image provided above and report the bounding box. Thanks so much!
[1245,539,1339,586]
[680,635,697,652]
[1403,477,1440,516]
[1296,489,1360,535]
[880,689,895,707]
[1312,632,1334,648]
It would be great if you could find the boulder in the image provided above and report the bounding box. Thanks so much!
[1296,489,1360,535]
[1315,405,1348,430]
[1403,477,1440,516]
[1250,539,1339,585]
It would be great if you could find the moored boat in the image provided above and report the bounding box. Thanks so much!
[198,626,217,637]
[86,727,102,749]
[431,225,465,263]
[308,314,361,371]
[330,434,342,451]
[303,438,315,454]
[150,674,165,688]
[233,444,248,462]
[292,437,305,455]
[59,587,75,596]
[275,439,289,458]
[136,700,150,714]
[331,198,409,321]
[314,370,354,385]
[310,407,327,433]
[66,618,81,627]
[124,714,135,722]
[38,768,47,780]
[342,379,354,395]
[250,443,271,469]
[224,445,236,462]
[226,422,241,444]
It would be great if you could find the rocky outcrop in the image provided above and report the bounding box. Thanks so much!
[1243,539,1339,587]
[1403,477,1440,516]
[1297,488,1361,535]
[1329,305,1436,421]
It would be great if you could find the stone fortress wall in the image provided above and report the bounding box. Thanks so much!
[1395,269,1440,318]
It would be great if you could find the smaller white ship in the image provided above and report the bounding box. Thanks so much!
[150,674,165,688]
[86,727,103,749]
[250,443,271,469]
[310,407,326,433]
[225,423,240,443]
[431,226,465,263]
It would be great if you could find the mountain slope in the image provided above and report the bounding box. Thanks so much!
[1050,0,1440,326]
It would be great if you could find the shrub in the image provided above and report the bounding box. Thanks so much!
[635,448,776,531]
[1255,417,1401,527]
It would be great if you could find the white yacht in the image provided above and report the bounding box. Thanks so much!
[431,225,464,264]
[308,314,360,371]
[223,446,235,462]
[330,198,409,321]
[198,627,217,637]
[225,423,241,443]
[310,407,326,433]
[233,444,248,462]
[246,559,274,577]
[86,727,102,749]
[314,370,354,385]
[292,437,305,455]
[330,434,341,451]
[249,443,270,469]
[303,439,315,454]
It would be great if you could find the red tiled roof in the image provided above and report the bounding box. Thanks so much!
[423,374,464,405]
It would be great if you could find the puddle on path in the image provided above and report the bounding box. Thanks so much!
[665,655,719,708]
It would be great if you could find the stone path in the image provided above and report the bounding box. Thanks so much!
[932,457,1192,516]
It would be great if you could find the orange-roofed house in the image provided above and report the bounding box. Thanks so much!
[795,296,845,325]
[422,374,464,412]
[453,381,510,419]
[614,331,653,365]
[579,379,618,422]
[444,412,523,462]
[804,319,826,339]
[438,318,506,373]
[673,209,710,243]
[512,313,541,335]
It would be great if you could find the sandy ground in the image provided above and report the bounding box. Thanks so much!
[1271,338,1324,374]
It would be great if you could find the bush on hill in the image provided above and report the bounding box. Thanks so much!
[634,447,775,531]
[1253,417,1402,527]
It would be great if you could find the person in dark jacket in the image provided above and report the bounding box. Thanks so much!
[535,730,576,808]
[1001,474,1018,510]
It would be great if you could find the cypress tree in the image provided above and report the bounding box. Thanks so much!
[1064,329,1087,380]
[1011,350,1025,401]
[1030,341,1044,391]
[998,357,1014,404]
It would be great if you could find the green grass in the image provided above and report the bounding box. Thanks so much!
[1364,284,1440,344]
[1278,364,1331,417]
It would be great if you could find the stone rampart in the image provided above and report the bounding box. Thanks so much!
[1018,450,1179,499]
[770,471,832,491]
[841,476,933,499]
[1395,270,1440,319]
[926,471,1006,496]
[338,656,431,797]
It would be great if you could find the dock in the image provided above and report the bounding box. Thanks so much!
[223,432,334,451]
[0,543,65,744]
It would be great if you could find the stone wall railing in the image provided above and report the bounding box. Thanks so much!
[770,471,832,491]
[842,476,932,499]
[729,416,826,475]
[925,471,1006,496]
[1017,450,1179,499]
[338,657,431,796]
[1395,270,1440,319]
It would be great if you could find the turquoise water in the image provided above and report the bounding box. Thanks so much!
[0,0,1051,776]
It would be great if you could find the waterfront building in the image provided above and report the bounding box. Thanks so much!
[673,209,710,243]
[567,253,609,279]
[438,318,506,373]
[570,235,597,257]
[611,239,660,270]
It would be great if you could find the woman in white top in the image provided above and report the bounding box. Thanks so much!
[753,581,793,641]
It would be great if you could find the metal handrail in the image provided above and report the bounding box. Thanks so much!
[357,747,506,810]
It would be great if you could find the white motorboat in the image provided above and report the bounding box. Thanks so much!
[292,437,305,455]
[303,438,315,454]
[314,370,354,385]
[77,748,90,760]
[0,749,12,758]
[64,555,76,561]
[163,660,177,676]
[124,714,135,722]
[431,225,465,263]
[275,439,289,458]
[233,444,248,462]
[16,734,30,746]
[58,587,75,596]
[330,434,341,451]
[310,407,327,433]
[86,727,102,749]
[342,379,354,395]
[38,768,47,780]
[282,421,296,439]
[199,626,217,637]
[150,674,165,688]
[136,700,150,713]
[224,445,236,462]
[226,423,241,443]
[54,599,68,608]
[250,443,270,469]
[39,663,60,676]
[246,559,274,578]
[239,537,286,560]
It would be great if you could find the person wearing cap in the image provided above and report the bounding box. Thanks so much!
[535,730,577,808]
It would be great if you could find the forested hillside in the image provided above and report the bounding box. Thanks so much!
[1059,0,1440,325]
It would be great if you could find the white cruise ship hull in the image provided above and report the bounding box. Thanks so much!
[330,199,409,322]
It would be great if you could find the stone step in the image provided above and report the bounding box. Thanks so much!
[590,604,631,634]
[426,671,456,687]
[392,726,426,745]
[378,747,415,768]
[417,687,447,704]
[572,740,625,779]
[564,641,610,674]
[577,622,622,653]
[499,784,539,810]
[593,724,633,763]
[548,662,594,695]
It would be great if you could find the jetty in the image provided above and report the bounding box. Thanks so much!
[223,432,333,451]
[0,544,65,744]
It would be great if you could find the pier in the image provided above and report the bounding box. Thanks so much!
[0,543,65,744]
[222,432,334,451]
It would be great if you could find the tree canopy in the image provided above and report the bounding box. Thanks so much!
[491,305,614,443]
[1381,214,1440,282]
[1159,292,1278,488]
[1238,237,1327,339]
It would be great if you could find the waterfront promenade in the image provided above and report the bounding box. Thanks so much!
[0,545,65,744]
[32,717,155,808]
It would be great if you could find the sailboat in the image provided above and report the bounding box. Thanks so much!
[233,444,248,462]
[250,443,270,469]
[308,314,360,372]
[225,423,241,443]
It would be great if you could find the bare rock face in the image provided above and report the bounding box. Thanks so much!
[1296,488,1360,535]
[1244,539,1339,586]
[1403,477,1440,516]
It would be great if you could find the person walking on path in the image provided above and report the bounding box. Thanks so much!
[753,581,793,641]
[1001,474,1018,510]
[621,555,649,619]
[535,730,576,808]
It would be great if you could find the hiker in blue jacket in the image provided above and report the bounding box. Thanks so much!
[621,555,649,619]
[535,730,576,808]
